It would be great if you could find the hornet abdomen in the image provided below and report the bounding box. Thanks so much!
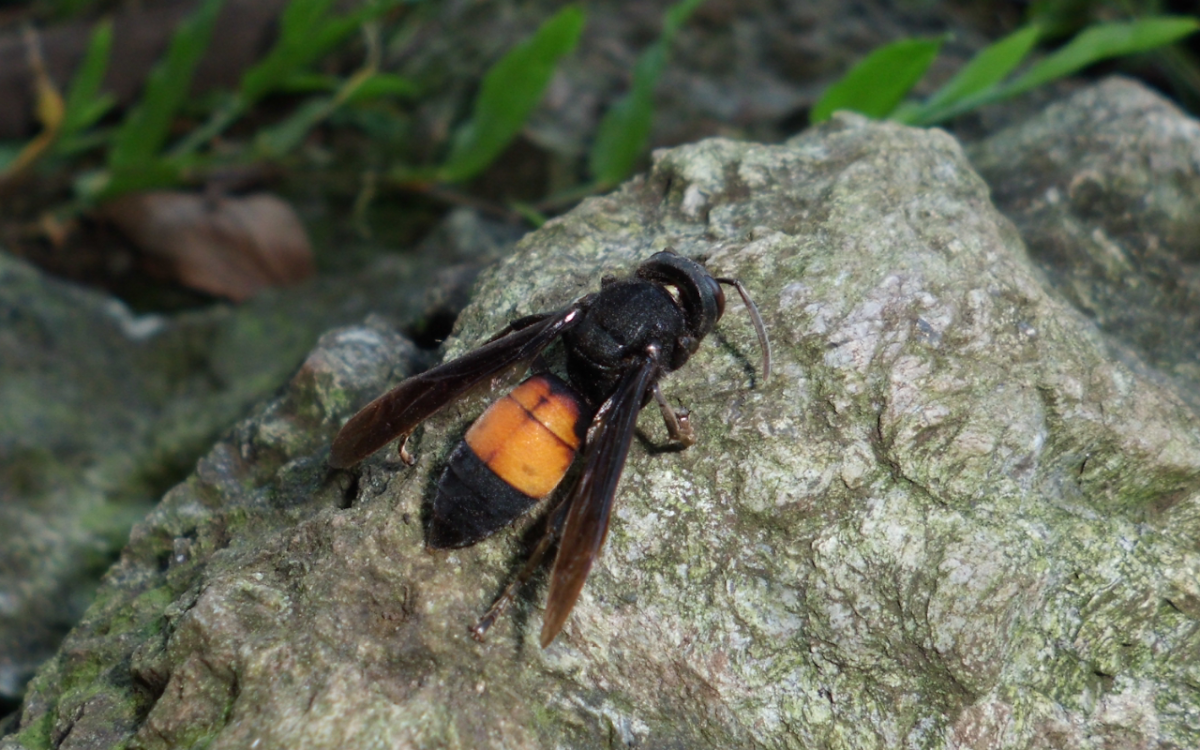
[428,374,587,548]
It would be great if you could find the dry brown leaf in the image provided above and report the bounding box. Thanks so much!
[101,191,315,301]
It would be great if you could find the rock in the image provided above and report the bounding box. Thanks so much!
[0,238,482,710]
[970,76,1200,409]
[6,107,1200,748]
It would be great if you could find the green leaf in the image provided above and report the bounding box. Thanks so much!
[913,16,1200,124]
[509,200,549,227]
[437,5,585,183]
[255,68,405,157]
[588,0,706,187]
[662,0,707,36]
[333,106,409,143]
[240,0,402,105]
[811,37,944,123]
[240,0,336,102]
[172,0,402,160]
[85,160,187,200]
[588,47,664,188]
[274,72,417,100]
[61,19,115,139]
[1025,0,1094,38]
[256,97,334,157]
[924,25,1041,112]
[108,0,225,168]
[279,73,342,93]
[58,128,109,157]
[1005,16,1200,97]
[344,73,419,102]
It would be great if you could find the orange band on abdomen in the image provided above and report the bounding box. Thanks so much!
[464,376,585,498]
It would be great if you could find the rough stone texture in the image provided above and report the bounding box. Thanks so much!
[6,102,1200,748]
[0,245,468,708]
[970,76,1200,408]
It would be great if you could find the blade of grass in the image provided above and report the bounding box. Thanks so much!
[913,15,1200,124]
[239,0,338,103]
[60,19,115,140]
[509,200,549,227]
[587,45,664,189]
[436,5,585,183]
[170,0,402,160]
[107,0,225,169]
[917,25,1041,114]
[255,67,380,157]
[240,0,401,104]
[1004,15,1200,97]
[811,37,944,123]
[344,73,418,103]
[166,0,336,161]
[84,159,187,198]
[588,0,706,188]
[255,96,336,158]
[277,73,342,93]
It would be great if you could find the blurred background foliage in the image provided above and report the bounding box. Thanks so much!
[0,0,1195,308]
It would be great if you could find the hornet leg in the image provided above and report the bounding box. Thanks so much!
[652,383,695,447]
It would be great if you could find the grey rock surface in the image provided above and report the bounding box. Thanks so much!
[0,249,452,707]
[6,95,1200,748]
[970,76,1200,408]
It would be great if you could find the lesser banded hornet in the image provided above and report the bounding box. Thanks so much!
[330,250,770,646]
